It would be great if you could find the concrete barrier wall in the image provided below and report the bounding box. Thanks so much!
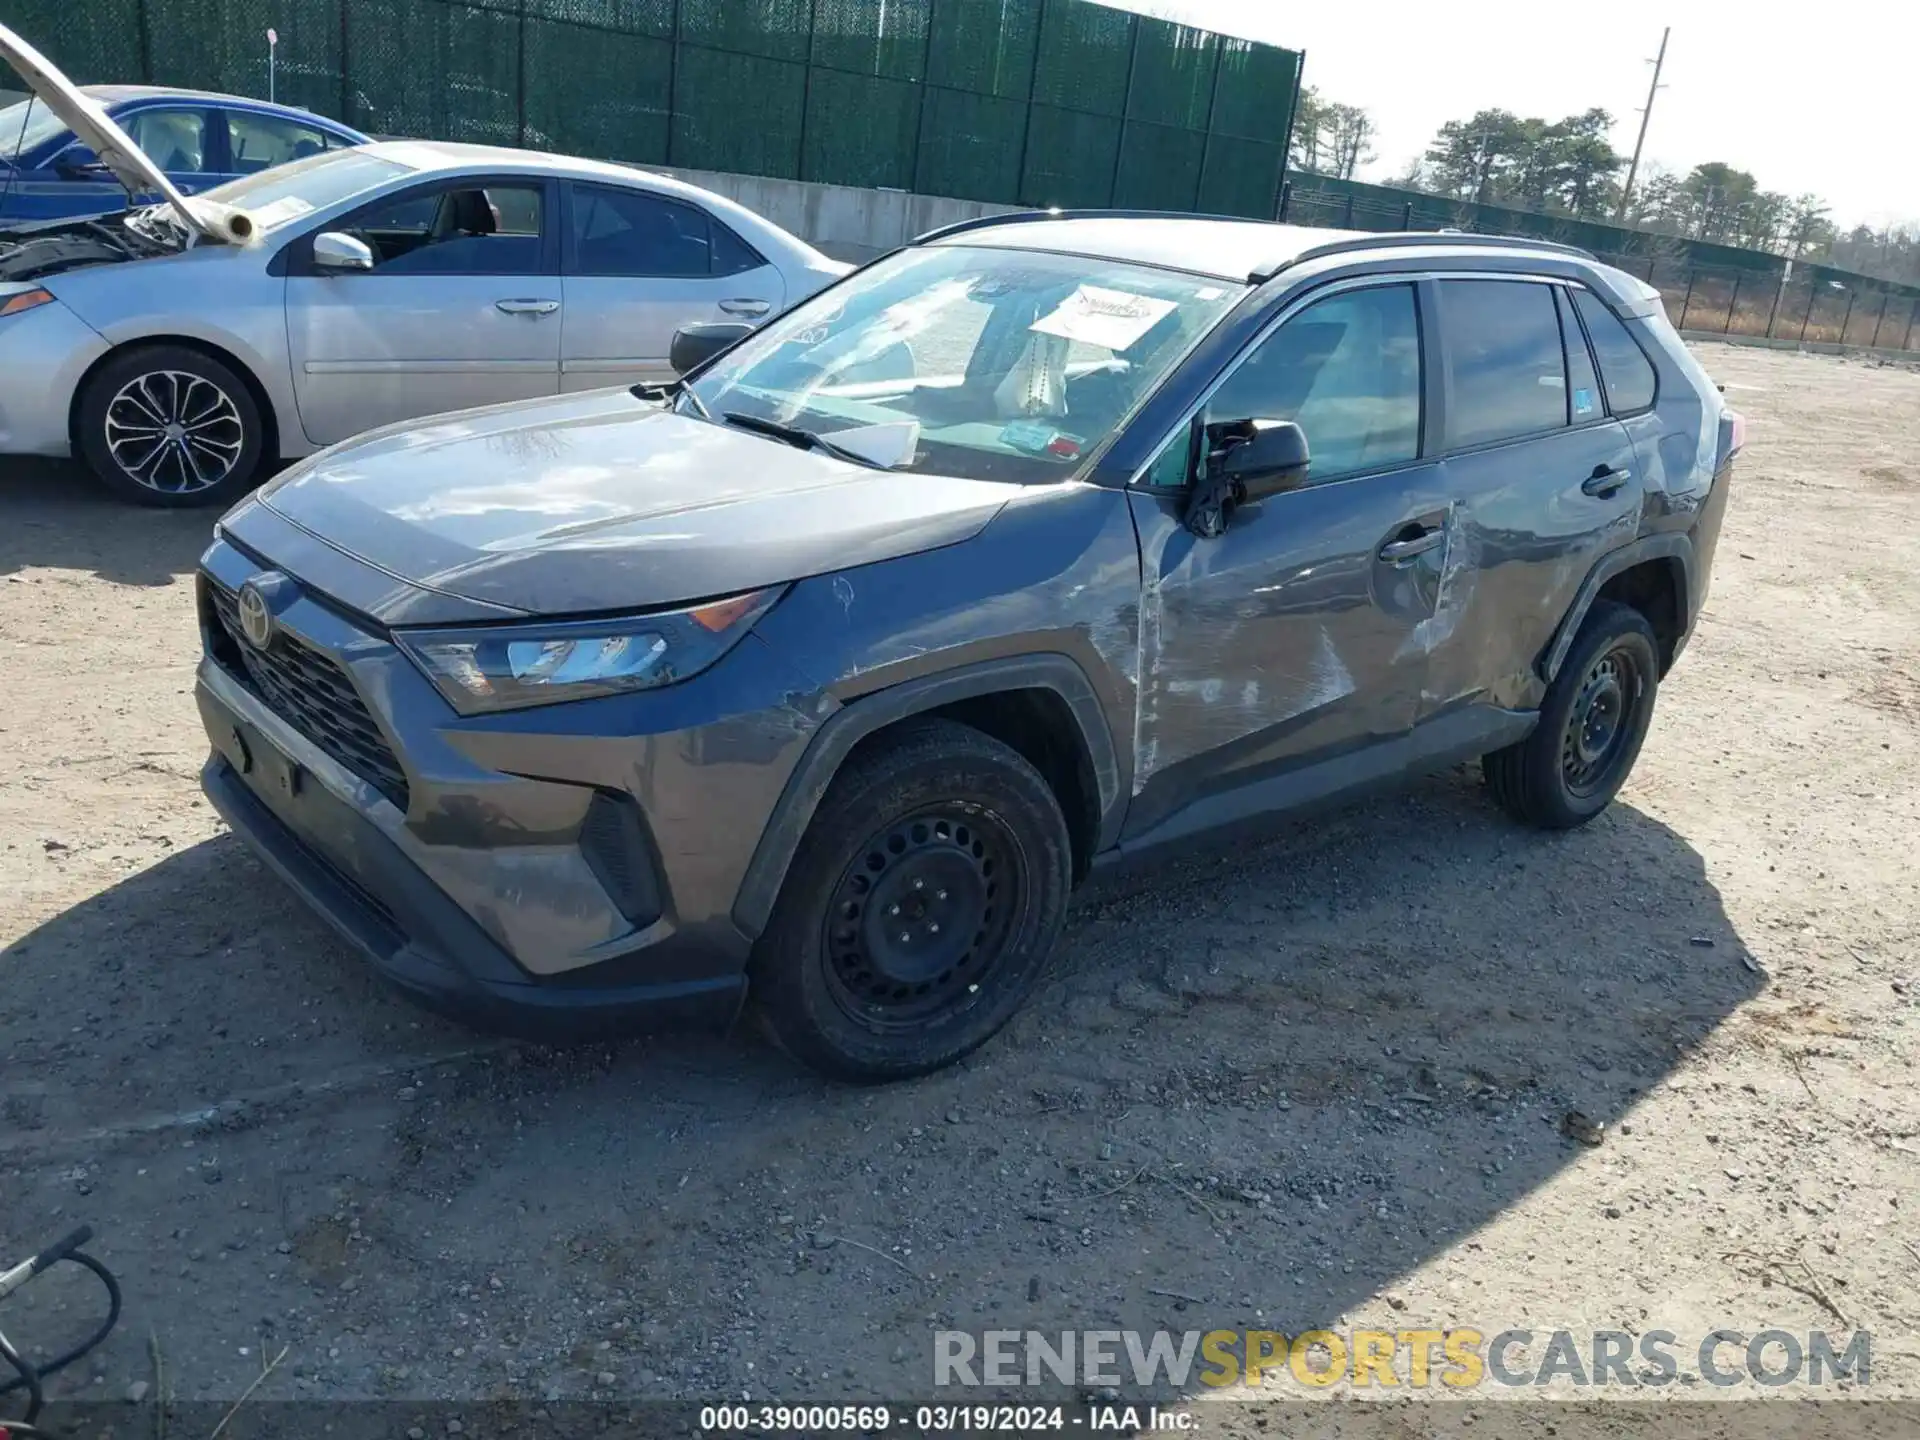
[649,166,1020,264]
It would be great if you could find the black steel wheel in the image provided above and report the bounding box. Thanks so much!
[1484,599,1661,829]
[753,718,1071,1082]
[1561,647,1640,797]
[821,806,1020,1028]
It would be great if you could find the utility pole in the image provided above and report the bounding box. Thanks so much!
[1615,26,1669,222]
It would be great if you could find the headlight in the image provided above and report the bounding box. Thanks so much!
[395,587,783,715]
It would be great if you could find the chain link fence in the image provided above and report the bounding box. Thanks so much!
[0,0,1303,217]
[1279,185,1920,357]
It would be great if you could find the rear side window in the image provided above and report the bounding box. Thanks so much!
[1572,288,1658,414]
[227,111,335,174]
[1439,279,1566,449]
[570,184,761,278]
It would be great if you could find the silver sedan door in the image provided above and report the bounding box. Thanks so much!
[558,181,785,391]
[284,178,561,446]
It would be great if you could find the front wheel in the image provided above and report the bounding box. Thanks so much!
[751,718,1072,1082]
[75,345,267,509]
[1484,599,1660,829]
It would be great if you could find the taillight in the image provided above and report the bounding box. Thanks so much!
[1727,408,1747,456]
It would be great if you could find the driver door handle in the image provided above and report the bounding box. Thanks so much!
[1582,465,1631,497]
[496,298,559,316]
[1378,528,1445,565]
[718,297,770,317]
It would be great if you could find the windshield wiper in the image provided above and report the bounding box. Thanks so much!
[630,376,713,423]
[720,411,885,469]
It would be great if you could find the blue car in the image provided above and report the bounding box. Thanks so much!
[0,85,366,222]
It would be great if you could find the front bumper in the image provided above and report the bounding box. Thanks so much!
[199,744,739,1038]
[0,296,109,456]
[193,528,829,1038]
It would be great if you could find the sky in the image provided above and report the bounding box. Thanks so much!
[1099,0,1917,232]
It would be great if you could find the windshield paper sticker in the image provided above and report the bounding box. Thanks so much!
[248,195,315,230]
[1030,285,1177,352]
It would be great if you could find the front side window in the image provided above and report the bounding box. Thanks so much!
[686,244,1240,482]
[1204,283,1423,485]
[340,184,545,276]
[227,111,336,174]
[1440,278,1569,449]
[1572,288,1659,414]
[122,108,210,174]
[569,184,761,278]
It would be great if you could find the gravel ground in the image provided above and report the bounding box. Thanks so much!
[2,344,1917,1424]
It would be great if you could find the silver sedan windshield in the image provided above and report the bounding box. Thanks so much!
[201,148,412,230]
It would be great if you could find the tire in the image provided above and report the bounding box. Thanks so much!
[1484,599,1660,830]
[751,718,1072,1083]
[75,344,267,509]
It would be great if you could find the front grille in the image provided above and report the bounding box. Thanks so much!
[204,577,412,812]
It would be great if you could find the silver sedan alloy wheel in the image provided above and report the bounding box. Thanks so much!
[103,370,246,496]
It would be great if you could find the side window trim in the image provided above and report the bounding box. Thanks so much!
[1552,283,1608,430]
[1566,281,1661,417]
[1124,274,1430,491]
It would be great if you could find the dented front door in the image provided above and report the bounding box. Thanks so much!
[1123,468,1454,835]
[1119,277,1457,837]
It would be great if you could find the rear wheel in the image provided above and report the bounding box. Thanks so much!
[752,719,1071,1082]
[1484,599,1660,829]
[76,344,266,509]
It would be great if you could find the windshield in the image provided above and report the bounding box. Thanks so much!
[686,244,1242,483]
[0,95,70,162]
[200,148,410,230]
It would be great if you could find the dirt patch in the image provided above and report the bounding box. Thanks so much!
[2,348,1917,1417]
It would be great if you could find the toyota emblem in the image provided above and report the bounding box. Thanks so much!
[236,579,276,649]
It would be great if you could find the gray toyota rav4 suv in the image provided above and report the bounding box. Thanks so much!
[195,213,1740,1081]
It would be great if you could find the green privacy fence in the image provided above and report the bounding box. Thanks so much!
[1,0,1304,217]
[1278,172,1920,355]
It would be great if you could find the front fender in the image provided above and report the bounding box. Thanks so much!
[729,652,1121,940]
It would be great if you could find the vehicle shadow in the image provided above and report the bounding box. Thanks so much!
[1,762,1760,1400]
[0,457,216,584]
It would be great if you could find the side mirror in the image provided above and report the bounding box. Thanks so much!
[670,320,754,376]
[1184,417,1311,537]
[311,231,375,272]
[54,146,105,178]
[1214,417,1310,498]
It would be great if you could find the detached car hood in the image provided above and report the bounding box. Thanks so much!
[0,22,212,240]
[257,389,1020,616]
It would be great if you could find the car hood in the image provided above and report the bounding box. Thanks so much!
[257,388,1020,616]
[0,22,214,239]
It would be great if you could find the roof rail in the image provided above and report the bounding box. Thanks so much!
[1250,230,1597,283]
[910,207,1284,247]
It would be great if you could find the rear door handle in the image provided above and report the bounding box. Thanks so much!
[1378,528,1445,565]
[718,298,770,317]
[496,298,559,316]
[1582,466,1631,497]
